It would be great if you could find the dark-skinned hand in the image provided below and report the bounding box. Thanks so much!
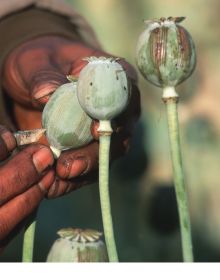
[0,125,55,250]
[0,35,140,249]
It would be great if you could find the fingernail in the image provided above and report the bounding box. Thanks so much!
[33,147,54,173]
[1,131,16,151]
[36,94,52,105]
[47,179,70,198]
[33,85,57,106]
[38,170,55,193]
[69,159,88,178]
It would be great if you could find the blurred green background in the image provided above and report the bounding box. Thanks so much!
[2,0,220,262]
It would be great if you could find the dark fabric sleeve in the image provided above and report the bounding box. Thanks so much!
[0,8,84,71]
[0,7,88,129]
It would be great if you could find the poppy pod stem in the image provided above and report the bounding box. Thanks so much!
[136,16,196,262]
[162,87,193,262]
[98,120,118,262]
[22,214,37,262]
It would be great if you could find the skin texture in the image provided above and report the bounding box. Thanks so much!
[0,35,140,250]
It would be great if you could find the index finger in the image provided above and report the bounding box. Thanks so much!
[68,45,138,82]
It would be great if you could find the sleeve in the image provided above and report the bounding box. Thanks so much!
[0,1,101,129]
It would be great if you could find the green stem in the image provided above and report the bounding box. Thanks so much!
[99,121,118,262]
[163,89,193,262]
[22,213,37,262]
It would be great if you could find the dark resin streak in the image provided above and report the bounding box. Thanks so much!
[150,27,168,83]
[151,27,168,67]
[177,26,191,70]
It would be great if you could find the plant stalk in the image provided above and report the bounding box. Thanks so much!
[98,120,118,262]
[163,87,193,262]
[22,213,37,262]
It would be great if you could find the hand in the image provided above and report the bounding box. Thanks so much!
[0,126,54,249]
[2,35,140,198]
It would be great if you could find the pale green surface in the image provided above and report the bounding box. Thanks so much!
[77,59,129,120]
[22,220,36,262]
[42,82,92,150]
[99,133,118,262]
[165,96,193,262]
[47,238,108,262]
[136,20,196,87]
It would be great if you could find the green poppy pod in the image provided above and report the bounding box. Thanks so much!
[136,17,196,88]
[42,81,93,156]
[77,57,130,121]
[46,228,108,262]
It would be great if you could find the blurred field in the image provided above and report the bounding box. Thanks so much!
[2,0,220,262]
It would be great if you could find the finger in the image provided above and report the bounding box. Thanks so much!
[46,171,98,199]
[114,83,141,130]
[56,130,129,181]
[110,130,131,161]
[67,44,137,82]
[56,141,99,179]
[69,48,109,77]
[90,84,140,140]
[0,145,54,205]
[0,170,54,241]
[0,126,16,161]
[90,120,100,140]
[117,59,138,82]
[29,70,67,107]
[56,124,131,181]
[91,121,131,160]
[91,84,141,138]
[2,37,67,108]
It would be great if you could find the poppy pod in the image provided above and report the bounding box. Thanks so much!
[136,17,196,88]
[47,228,108,262]
[42,81,93,157]
[77,56,130,121]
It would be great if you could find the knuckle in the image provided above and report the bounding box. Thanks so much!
[46,177,69,198]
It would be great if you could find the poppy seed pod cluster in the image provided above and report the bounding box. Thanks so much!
[136,17,196,88]
[77,57,130,122]
[47,228,108,262]
[42,81,93,157]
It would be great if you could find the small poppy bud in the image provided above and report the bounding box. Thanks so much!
[46,228,108,262]
[136,17,196,88]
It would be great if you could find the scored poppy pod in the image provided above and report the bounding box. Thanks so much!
[42,79,93,158]
[136,17,196,88]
